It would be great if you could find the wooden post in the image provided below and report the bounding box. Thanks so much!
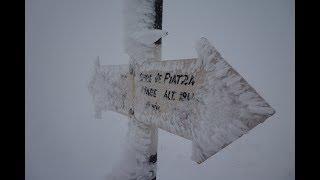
[149,1,163,180]
[127,0,163,179]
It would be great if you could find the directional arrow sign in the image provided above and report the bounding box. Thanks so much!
[89,38,275,164]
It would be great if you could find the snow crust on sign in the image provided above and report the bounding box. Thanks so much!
[191,38,275,163]
[128,38,275,164]
[88,57,129,119]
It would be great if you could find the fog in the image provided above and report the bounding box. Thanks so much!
[26,0,294,179]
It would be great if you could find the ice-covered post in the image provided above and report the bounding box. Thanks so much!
[124,0,165,179]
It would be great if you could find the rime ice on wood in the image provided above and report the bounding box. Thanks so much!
[118,0,164,179]
[89,37,275,164]
[123,0,167,66]
[191,38,275,163]
[88,57,130,118]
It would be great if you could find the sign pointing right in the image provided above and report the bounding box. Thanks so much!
[134,37,275,164]
[89,37,275,164]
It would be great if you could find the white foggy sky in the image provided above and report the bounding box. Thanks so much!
[26,0,294,179]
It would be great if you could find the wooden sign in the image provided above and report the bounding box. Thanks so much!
[89,38,275,163]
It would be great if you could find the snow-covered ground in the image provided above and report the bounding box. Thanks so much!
[26,0,294,179]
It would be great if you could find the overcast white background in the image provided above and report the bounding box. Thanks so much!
[26,0,294,179]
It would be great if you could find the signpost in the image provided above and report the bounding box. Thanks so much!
[88,0,275,179]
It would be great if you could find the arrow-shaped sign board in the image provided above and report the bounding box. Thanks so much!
[89,38,275,163]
